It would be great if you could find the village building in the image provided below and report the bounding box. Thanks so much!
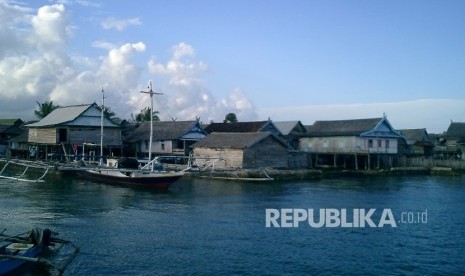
[300,117,406,169]
[124,120,207,159]
[204,120,281,134]
[273,121,307,150]
[8,129,29,158]
[0,119,24,156]
[398,129,434,157]
[25,103,122,160]
[443,122,465,159]
[192,132,289,169]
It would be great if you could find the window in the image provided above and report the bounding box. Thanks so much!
[385,140,390,149]
[368,140,373,148]
[144,140,149,150]
[58,128,67,142]
[378,140,382,148]
[161,142,165,151]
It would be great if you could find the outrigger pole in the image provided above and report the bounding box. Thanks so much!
[140,81,162,171]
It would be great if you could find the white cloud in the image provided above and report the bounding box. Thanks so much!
[31,4,70,48]
[259,99,465,133]
[146,42,258,122]
[0,2,147,121]
[101,17,141,31]
[50,42,146,116]
[0,3,257,123]
[91,40,117,50]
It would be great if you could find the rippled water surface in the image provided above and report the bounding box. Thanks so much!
[1,174,465,275]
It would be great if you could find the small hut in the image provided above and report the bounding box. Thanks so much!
[192,132,289,169]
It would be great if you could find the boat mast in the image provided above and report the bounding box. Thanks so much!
[100,87,105,166]
[140,82,162,170]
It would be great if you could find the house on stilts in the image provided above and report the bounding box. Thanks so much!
[25,103,122,161]
[300,116,406,169]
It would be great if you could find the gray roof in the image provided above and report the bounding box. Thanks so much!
[398,129,431,145]
[273,121,306,136]
[126,121,206,143]
[204,121,278,134]
[25,103,119,128]
[26,104,93,127]
[192,132,287,149]
[307,118,382,136]
[446,122,465,138]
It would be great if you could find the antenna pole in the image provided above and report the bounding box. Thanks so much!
[140,81,162,170]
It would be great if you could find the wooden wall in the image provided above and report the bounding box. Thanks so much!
[28,127,122,146]
[300,136,399,154]
[28,128,56,144]
[193,148,244,169]
[68,128,121,145]
[193,136,289,169]
[243,136,288,168]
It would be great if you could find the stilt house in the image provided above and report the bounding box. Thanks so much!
[300,116,406,169]
[25,103,122,160]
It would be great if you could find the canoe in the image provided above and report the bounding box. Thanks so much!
[0,228,78,275]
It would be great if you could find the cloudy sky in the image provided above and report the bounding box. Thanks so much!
[0,0,464,132]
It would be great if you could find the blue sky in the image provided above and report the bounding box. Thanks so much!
[1,0,464,132]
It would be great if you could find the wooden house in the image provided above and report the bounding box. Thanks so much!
[204,120,281,134]
[192,132,289,169]
[444,122,465,159]
[300,117,406,169]
[25,103,122,159]
[273,121,307,150]
[0,119,24,156]
[125,120,207,158]
[8,129,29,158]
[398,129,434,157]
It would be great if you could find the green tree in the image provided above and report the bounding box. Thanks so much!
[131,107,160,122]
[223,112,238,123]
[103,106,116,118]
[34,101,59,119]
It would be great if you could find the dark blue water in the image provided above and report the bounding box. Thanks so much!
[1,174,465,275]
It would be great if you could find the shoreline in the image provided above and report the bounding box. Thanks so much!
[182,166,463,181]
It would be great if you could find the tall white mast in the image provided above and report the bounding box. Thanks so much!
[100,87,105,166]
[140,81,162,169]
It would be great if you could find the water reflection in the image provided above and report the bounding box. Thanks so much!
[1,175,465,275]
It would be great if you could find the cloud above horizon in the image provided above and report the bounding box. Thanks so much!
[0,2,258,122]
[101,17,141,31]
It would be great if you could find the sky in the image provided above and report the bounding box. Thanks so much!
[0,0,464,133]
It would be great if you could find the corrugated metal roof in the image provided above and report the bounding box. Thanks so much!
[26,104,93,127]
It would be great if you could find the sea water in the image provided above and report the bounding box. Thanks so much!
[1,175,465,275]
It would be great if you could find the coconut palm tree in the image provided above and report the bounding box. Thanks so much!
[34,101,59,119]
[131,107,160,123]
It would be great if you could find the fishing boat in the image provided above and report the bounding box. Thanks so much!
[0,228,79,275]
[78,157,184,189]
[77,84,184,189]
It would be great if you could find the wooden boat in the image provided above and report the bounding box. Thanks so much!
[78,84,184,189]
[77,158,184,189]
[0,228,79,275]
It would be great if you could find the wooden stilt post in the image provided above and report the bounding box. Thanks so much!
[367,153,371,170]
[354,153,358,170]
